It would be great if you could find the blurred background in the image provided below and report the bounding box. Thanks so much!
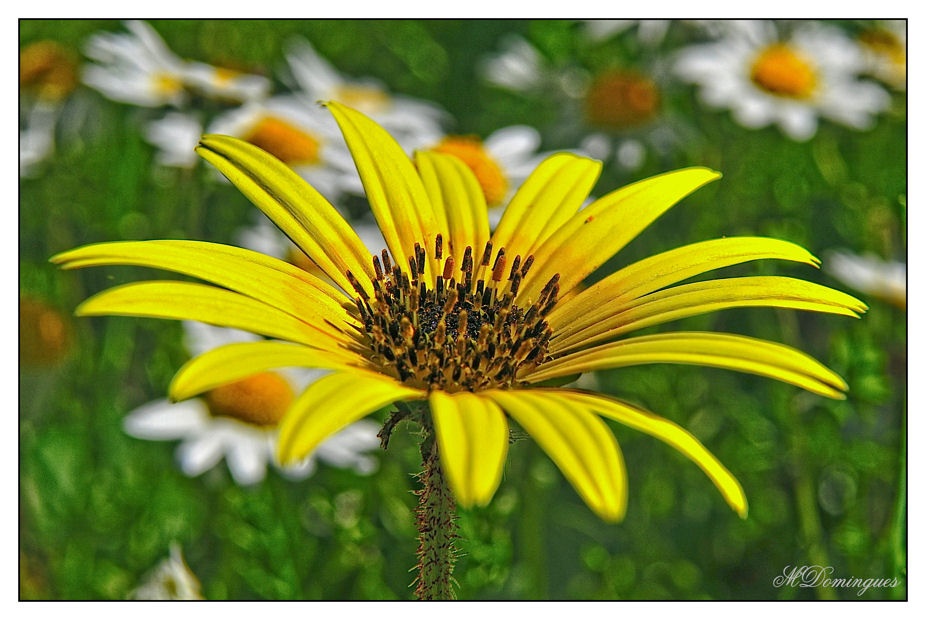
[19,19,906,600]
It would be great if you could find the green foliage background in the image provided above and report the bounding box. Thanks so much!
[20,19,906,600]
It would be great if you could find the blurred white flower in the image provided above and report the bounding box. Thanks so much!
[83,21,270,107]
[826,250,906,309]
[130,543,202,601]
[123,322,381,486]
[858,20,906,90]
[480,34,588,99]
[83,20,189,107]
[181,60,270,102]
[284,38,446,150]
[20,101,60,178]
[479,35,670,174]
[144,112,203,168]
[674,20,890,141]
[208,96,359,200]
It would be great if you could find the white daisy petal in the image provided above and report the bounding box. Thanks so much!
[777,105,818,141]
[124,399,210,440]
[277,455,318,480]
[176,431,228,476]
[144,112,202,168]
[183,321,259,358]
[226,434,270,485]
[484,125,541,161]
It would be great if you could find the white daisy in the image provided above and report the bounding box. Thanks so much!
[284,38,446,150]
[123,322,381,486]
[82,21,270,108]
[130,543,202,601]
[82,20,188,107]
[479,35,668,174]
[858,20,906,90]
[207,96,357,201]
[144,111,203,168]
[826,251,906,309]
[674,20,890,141]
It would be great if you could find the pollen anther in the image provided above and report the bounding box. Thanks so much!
[354,240,559,391]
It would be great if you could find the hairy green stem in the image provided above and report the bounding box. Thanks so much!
[411,409,457,600]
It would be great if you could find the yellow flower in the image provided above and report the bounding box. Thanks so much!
[53,102,865,522]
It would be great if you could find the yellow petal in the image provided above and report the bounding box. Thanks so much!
[518,167,721,303]
[429,390,509,507]
[51,240,357,332]
[485,153,601,283]
[525,332,848,398]
[552,276,866,353]
[77,281,354,350]
[327,102,440,284]
[416,150,489,288]
[196,134,375,297]
[483,389,627,522]
[169,340,371,402]
[277,371,425,464]
[547,236,822,328]
[557,389,748,518]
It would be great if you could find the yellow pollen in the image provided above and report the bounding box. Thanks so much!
[433,137,508,206]
[750,44,818,99]
[205,372,294,427]
[212,66,242,85]
[584,70,660,130]
[19,41,78,101]
[152,72,184,96]
[243,116,323,166]
[332,85,391,113]
[20,296,71,365]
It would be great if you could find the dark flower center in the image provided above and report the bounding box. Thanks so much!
[348,235,560,392]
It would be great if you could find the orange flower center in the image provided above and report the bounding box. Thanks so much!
[243,116,322,166]
[433,136,508,206]
[19,41,78,101]
[584,70,660,130]
[205,372,295,427]
[332,85,391,113]
[750,44,817,99]
[20,296,71,365]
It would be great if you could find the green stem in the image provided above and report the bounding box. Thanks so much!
[411,409,457,600]
[889,403,906,597]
